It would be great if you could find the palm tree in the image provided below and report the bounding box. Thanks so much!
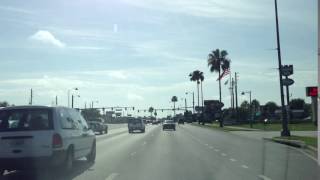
[148,107,154,117]
[199,73,204,109]
[189,70,203,113]
[171,96,178,116]
[207,49,231,103]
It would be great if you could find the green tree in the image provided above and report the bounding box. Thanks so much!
[264,101,278,117]
[251,99,260,113]
[240,100,250,109]
[81,109,101,121]
[171,96,178,116]
[0,101,9,107]
[148,107,154,117]
[189,70,204,113]
[289,98,305,110]
[207,49,231,103]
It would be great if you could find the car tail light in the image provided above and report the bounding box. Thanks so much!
[52,133,63,148]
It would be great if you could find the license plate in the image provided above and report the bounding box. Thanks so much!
[9,139,25,147]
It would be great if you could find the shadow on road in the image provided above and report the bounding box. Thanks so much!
[1,160,94,180]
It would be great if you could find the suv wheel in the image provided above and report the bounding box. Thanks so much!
[63,148,74,171]
[86,142,96,163]
[141,129,145,133]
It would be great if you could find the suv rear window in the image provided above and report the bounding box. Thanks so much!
[129,119,142,124]
[0,108,53,132]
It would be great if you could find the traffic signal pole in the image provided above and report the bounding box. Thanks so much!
[274,0,290,136]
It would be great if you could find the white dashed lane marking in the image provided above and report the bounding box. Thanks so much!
[221,153,227,156]
[209,146,214,149]
[258,175,272,180]
[214,149,220,152]
[105,173,119,180]
[229,158,237,162]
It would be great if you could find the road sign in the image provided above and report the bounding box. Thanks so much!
[281,65,293,76]
[282,78,294,86]
[306,86,318,97]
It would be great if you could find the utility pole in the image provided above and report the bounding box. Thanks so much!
[184,98,187,111]
[274,0,290,136]
[285,76,291,124]
[192,92,195,114]
[235,72,239,122]
[29,88,33,105]
[55,96,58,106]
[71,95,74,108]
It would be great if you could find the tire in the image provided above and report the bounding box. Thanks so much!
[63,148,74,171]
[0,169,4,177]
[141,129,145,133]
[86,141,96,163]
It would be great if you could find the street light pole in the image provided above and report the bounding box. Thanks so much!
[274,0,290,136]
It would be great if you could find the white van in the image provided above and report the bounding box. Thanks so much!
[0,106,96,175]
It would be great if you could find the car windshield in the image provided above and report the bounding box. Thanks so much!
[0,0,318,180]
[0,109,52,131]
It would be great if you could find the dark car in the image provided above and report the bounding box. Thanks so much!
[88,121,105,134]
[162,120,176,131]
[178,119,184,124]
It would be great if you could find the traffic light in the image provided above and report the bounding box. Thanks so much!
[125,107,127,111]
[138,110,140,113]
[132,107,135,110]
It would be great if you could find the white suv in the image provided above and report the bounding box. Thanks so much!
[0,106,96,176]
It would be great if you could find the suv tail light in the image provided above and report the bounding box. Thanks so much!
[52,133,63,148]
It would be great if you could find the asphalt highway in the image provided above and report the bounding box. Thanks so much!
[2,124,319,180]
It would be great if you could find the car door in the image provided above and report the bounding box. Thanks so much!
[79,114,94,154]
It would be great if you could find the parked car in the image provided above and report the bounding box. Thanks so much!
[128,118,145,133]
[0,106,96,176]
[163,120,176,131]
[88,121,106,135]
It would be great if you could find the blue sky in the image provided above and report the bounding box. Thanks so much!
[0,0,317,117]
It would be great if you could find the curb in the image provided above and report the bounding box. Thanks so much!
[267,138,307,148]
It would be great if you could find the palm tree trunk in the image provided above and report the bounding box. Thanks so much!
[201,81,204,108]
[173,102,176,116]
[197,82,200,124]
[218,66,223,127]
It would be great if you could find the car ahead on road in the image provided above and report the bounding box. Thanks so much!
[163,120,176,131]
[0,106,96,176]
[178,119,185,125]
[88,121,107,135]
[128,118,145,133]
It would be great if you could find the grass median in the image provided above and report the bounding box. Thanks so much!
[272,135,317,148]
[233,122,316,131]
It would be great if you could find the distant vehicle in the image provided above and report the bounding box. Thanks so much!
[0,106,96,176]
[178,119,185,124]
[163,120,176,131]
[88,121,107,134]
[128,118,145,133]
[152,120,160,125]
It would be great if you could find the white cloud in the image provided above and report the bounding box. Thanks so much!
[0,6,34,14]
[127,93,144,101]
[120,0,268,20]
[30,30,66,48]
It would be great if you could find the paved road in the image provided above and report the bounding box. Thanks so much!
[2,124,319,180]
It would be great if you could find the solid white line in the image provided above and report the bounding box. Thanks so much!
[229,158,237,162]
[105,173,119,180]
[258,175,272,180]
[221,153,227,156]
[241,165,249,169]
